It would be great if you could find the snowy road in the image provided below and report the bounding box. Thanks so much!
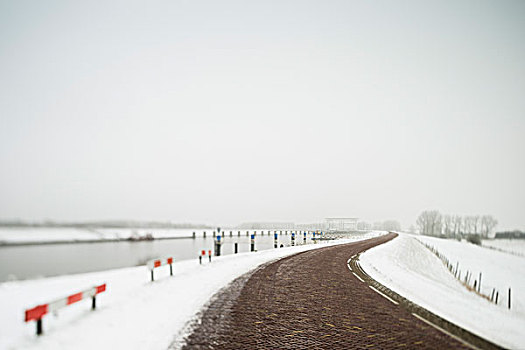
[180,233,470,349]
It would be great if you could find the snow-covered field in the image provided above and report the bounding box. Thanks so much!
[482,238,525,257]
[360,233,525,349]
[0,231,385,350]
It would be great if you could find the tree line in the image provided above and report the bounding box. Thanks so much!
[416,210,497,238]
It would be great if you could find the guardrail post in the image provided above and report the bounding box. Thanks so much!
[151,269,154,282]
[36,318,43,335]
[203,231,206,238]
[192,231,196,239]
[26,283,106,336]
[508,288,511,309]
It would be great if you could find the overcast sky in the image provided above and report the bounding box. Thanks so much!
[0,0,524,230]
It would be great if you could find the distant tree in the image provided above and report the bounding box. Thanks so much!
[416,211,497,239]
[472,215,481,235]
[416,210,442,236]
[382,220,401,232]
[416,212,429,235]
[453,215,462,237]
[443,215,453,237]
[372,221,384,230]
[463,216,474,235]
[480,215,498,238]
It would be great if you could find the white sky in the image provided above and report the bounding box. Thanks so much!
[0,0,524,230]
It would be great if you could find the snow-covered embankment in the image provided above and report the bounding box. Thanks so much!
[0,231,385,350]
[360,233,525,349]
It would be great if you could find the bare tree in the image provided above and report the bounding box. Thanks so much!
[417,211,497,239]
[463,216,473,235]
[480,215,498,238]
[453,215,462,237]
[443,215,453,237]
[416,210,442,236]
[472,215,480,235]
[382,220,401,232]
[416,212,430,235]
[372,222,383,230]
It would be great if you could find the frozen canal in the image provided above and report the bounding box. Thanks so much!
[0,230,313,282]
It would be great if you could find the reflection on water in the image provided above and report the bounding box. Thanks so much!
[0,234,309,282]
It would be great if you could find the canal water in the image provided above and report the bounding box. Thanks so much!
[0,231,311,282]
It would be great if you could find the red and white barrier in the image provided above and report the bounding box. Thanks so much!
[147,257,174,281]
[25,283,106,335]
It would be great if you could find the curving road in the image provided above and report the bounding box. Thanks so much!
[180,233,474,349]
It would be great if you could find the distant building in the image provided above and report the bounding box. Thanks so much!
[495,231,525,239]
[325,218,359,231]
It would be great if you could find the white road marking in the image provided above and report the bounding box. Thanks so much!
[369,286,399,305]
[346,263,352,271]
[352,271,365,282]
[347,258,352,264]
[411,313,479,350]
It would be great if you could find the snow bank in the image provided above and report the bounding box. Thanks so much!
[0,228,110,244]
[360,233,525,349]
[0,231,385,350]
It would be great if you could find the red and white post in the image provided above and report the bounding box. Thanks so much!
[147,257,174,282]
